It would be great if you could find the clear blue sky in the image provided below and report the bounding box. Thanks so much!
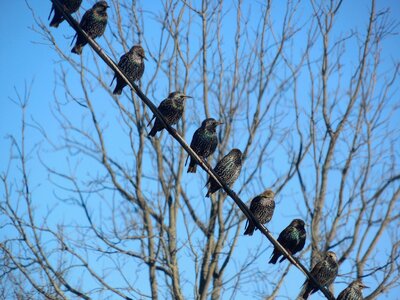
[1,1,400,299]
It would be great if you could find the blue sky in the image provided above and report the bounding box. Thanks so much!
[1,1,400,299]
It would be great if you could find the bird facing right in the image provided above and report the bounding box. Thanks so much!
[49,0,82,28]
[205,149,243,197]
[299,251,339,299]
[148,91,191,137]
[71,1,109,55]
[186,118,223,173]
[336,279,368,300]
[243,189,275,236]
[268,218,306,263]
[112,45,146,95]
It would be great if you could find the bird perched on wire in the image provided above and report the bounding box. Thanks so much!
[299,251,339,299]
[71,1,109,55]
[337,279,368,300]
[205,149,243,197]
[243,189,275,236]
[268,218,306,263]
[148,91,192,137]
[49,0,82,28]
[186,118,223,173]
[111,45,146,95]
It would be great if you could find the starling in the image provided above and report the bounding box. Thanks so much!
[71,1,109,55]
[205,148,243,197]
[186,118,223,173]
[300,251,339,299]
[337,279,368,300]
[268,218,306,263]
[112,45,146,95]
[148,91,192,137]
[49,0,82,28]
[243,189,275,236]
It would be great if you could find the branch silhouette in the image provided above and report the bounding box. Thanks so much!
[49,0,336,299]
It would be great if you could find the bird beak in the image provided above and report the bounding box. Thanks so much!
[217,121,224,125]
[361,284,369,289]
[143,55,148,61]
[183,95,192,99]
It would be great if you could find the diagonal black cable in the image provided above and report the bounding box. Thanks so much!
[49,1,336,299]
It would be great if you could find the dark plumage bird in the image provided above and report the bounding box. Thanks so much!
[300,251,339,300]
[112,45,146,95]
[71,1,109,55]
[337,279,368,300]
[186,118,223,173]
[148,91,191,137]
[205,149,243,197]
[269,218,306,263]
[243,189,275,236]
[49,0,82,28]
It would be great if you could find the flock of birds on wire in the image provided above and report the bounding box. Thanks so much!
[48,1,369,299]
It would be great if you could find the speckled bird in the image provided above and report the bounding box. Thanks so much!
[49,0,82,28]
[148,91,191,137]
[337,279,368,300]
[186,118,223,173]
[243,189,275,236]
[112,45,146,95]
[269,218,306,263]
[300,251,339,299]
[205,148,243,197]
[71,1,109,55]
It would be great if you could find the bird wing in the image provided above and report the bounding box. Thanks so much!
[147,98,168,127]
[79,8,93,31]
[277,226,298,249]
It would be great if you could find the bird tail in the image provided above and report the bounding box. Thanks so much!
[268,252,280,264]
[148,126,157,137]
[71,43,83,55]
[113,85,123,95]
[187,158,197,173]
[298,282,312,300]
[243,220,255,236]
[50,18,61,28]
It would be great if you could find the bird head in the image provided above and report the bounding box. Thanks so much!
[291,218,305,228]
[93,1,109,11]
[131,45,147,60]
[202,118,223,129]
[229,148,243,160]
[261,189,275,199]
[326,251,337,262]
[168,91,192,102]
[353,279,369,289]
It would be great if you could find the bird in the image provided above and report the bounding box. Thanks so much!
[71,1,109,55]
[112,45,146,95]
[186,118,223,173]
[268,218,306,263]
[299,251,339,299]
[243,189,275,236]
[148,91,191,137]
[336,279,368,300]
[49,0,82,28]
[205,148,243,197]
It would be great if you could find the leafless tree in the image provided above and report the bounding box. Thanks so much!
[1,0,399,299]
